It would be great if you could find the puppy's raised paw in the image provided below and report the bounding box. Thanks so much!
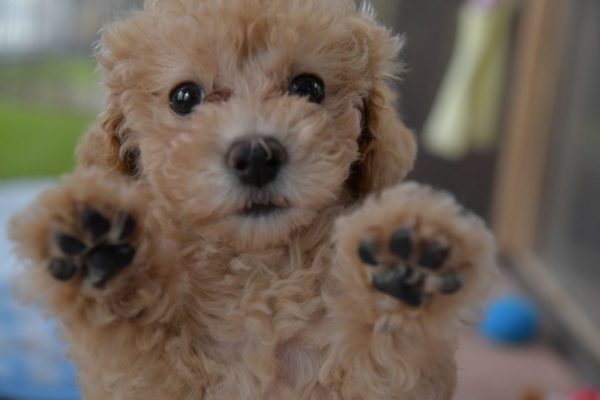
[358,225,463,308]
[50,207,137,288]
[336,182,496,313]
[10,169,149,294]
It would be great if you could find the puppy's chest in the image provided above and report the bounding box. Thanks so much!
[202,256,328,382]
[211,263,326,336]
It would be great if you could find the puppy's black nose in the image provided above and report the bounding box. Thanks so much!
[227,137,287,188]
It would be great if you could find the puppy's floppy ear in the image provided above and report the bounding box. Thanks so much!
[348,7,417,197]
[76,93,140,178]
[350,81,416,196]
[75,15,143,178]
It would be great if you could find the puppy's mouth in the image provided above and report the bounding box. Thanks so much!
[240,202,284,217]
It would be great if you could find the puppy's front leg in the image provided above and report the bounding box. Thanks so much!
[9,168,180,324]
[335,182,495,328]
[325,182,496,399]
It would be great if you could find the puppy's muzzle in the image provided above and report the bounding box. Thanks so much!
[227,136,288,188]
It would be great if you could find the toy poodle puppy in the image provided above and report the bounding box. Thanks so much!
[9,0,495,398]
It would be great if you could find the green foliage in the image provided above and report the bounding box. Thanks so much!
[0,99,94,179]
[0,56,97,90]
[0,56,98,178]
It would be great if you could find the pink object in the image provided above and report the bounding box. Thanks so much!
[567,389,600,400]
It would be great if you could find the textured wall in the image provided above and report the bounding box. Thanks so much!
[370,0,501,219]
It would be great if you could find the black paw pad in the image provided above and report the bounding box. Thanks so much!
[359,224,461,306]
[49,260,78,281]
[86,245,135,288]
[389,228,412,259]
[358,239,379,267]
[438,273,462,295]
[88,245,135,273]
[418,242,450,270]
[55,234,86,255]
[50,209,137,287]
[81,208,111,240]
[372,269,424,308]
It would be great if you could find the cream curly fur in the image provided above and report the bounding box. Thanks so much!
[9,1,496,399]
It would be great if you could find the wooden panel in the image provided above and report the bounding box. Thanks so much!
[492,0,569,256]
[494,0,600,381]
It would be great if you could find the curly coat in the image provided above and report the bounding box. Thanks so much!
[9,1,495,399]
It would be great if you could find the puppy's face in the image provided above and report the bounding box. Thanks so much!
[93,0,416,250]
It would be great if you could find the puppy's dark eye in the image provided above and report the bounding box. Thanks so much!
[290,74,325,104]
[170,82,204,115]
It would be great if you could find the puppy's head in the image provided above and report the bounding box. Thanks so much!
[82,0,416,250]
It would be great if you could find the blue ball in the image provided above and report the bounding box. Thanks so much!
[479,295,540,345]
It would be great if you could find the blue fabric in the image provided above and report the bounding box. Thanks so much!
[0,181,81,400]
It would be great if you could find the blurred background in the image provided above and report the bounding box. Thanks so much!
[0,0,598,399]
